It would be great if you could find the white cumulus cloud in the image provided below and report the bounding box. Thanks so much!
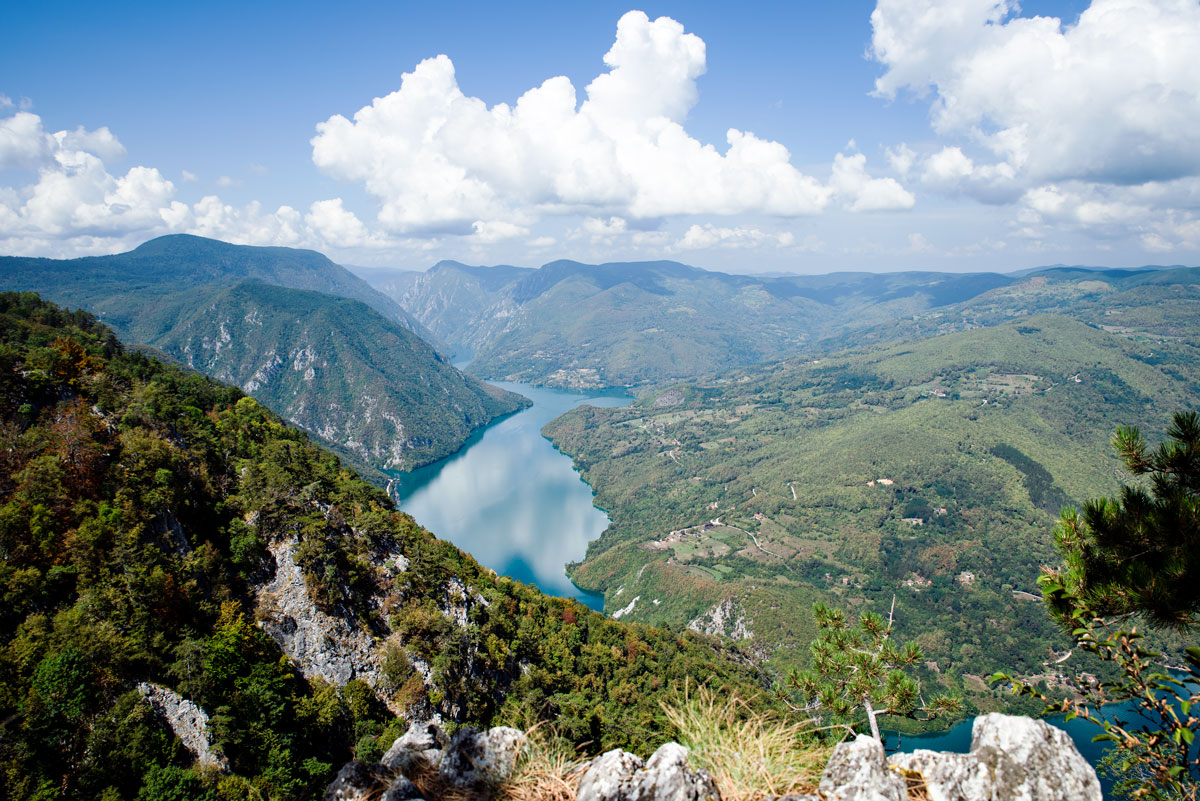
[306,198,374,248]
[0,112,53,170]
[0,109,395,257]
[871,0,1200,190]
[830,152,915,211]
[311,10,903,236]
[673,223,795,251]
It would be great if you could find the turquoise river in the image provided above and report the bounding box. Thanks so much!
[389,380,630,610]
[389,377,1172,794]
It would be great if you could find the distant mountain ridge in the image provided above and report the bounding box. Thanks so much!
[4,234,438,345]
[0,236,525,476]
[357,256,1193,388]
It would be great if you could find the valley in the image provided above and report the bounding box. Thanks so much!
[3,245,1196,798]
[541,309,1200,718]
[8,3,1200,796]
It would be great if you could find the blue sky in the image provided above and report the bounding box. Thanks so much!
[2,0,1196,274]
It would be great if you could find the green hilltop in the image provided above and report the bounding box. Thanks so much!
[150,280,526,472]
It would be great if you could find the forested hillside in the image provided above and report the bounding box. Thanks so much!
[151,280,526,471]
[0,293,769,801]
[545,313,1200,719]
[0,236,523,476]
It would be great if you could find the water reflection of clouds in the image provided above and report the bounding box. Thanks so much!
[395,385,628,605]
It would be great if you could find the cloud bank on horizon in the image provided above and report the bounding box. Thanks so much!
[1,0,1198,267]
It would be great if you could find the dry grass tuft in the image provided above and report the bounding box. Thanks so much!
[497,725,586,801]
[895,766,932,801]
[661,684,832,801]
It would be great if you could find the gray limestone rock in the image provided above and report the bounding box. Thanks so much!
[382,720,449,779]
[438,725,525,790]
[323,761,381,801]
[381,774,425,801]
[629,743,721,801]
[255,538,381,686]
[376,720,522,799]
[136,682,228,773]
[577,748,645,801]
[888,750,991,801]
[887,713,1101,801]
[577,743,720,801]
[971,713,1102,801]
[819,735,906,801]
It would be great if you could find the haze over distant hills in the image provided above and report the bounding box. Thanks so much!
[353,256,1198,389]
[0,235,526,477]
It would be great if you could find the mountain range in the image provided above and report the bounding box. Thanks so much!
[356,257,1184,389]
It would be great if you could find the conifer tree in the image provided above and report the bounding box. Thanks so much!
[1046,410,1200,629]
[785,600,961,742]
[1000,411,1200,799]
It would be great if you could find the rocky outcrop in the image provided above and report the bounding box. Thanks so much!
[817,734,908,801]
[888,713,1103,801]
[255,538,382,687]
[323,719,524,801]
[686,599,753,641]
[774,714,1102,801]
[137,682,228,773]
[324,713,1101,801]
[576,742,720,801]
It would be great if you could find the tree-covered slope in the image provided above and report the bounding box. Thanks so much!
[544,313,1200,717]
[146,280,527,471]
[0,236,519,475]
[353,260,533,357]
[0,293,771,801]
[821,265,1200,354]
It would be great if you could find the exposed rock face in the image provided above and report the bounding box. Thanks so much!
[255,538,381,686]
[888,713,1103,801]
[817,735,907,801]
[382,720,449,778]
[686,598,753,641]
[576,742,720,801]
[136,682,228,773]
[325,713,1101,801]
[326,720,523,801]
[577,749,647,801]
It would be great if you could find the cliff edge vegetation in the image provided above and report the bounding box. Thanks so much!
[0,293,771,801]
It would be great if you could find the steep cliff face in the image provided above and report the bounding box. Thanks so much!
[256,537,385,687]
[154,281,528,471]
